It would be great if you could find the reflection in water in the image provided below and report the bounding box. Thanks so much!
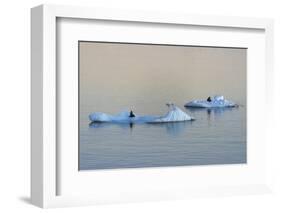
[186,106,239,118]
[185,107,241,127]
[150,122,193,136]
[89,121,193,136]
[89,122,132,129]
[186,106,237,113]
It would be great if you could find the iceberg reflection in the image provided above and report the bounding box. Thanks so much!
[89,120,193,136]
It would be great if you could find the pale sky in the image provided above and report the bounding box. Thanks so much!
[79,41,246,114]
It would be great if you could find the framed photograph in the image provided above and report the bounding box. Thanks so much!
[31,4,274,208]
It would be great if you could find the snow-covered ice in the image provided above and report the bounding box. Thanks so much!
[89,104,194,124]
[148,105,194,123]
[184,95,237,108]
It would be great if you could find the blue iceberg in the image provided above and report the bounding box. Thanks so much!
[184,95,238,108]
[89,104,194,124]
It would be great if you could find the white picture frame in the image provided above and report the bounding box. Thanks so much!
[31,4,274,208]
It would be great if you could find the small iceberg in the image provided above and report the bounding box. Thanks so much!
[148,104,194,123]
[89,104,194,124]
[184,95,237,108]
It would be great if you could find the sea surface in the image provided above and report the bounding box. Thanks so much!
[79,104,246,170]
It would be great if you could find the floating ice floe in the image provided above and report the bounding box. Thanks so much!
[184,95,237,108]
[89,104,194,124]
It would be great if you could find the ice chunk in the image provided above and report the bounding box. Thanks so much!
[89,105,194,123]
[148,106,194,123]
[214,95,224,101]
[184,96,237,108]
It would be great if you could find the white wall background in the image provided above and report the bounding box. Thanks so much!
[0,0,280,212]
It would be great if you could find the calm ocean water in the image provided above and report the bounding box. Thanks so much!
[79,103,246,170]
